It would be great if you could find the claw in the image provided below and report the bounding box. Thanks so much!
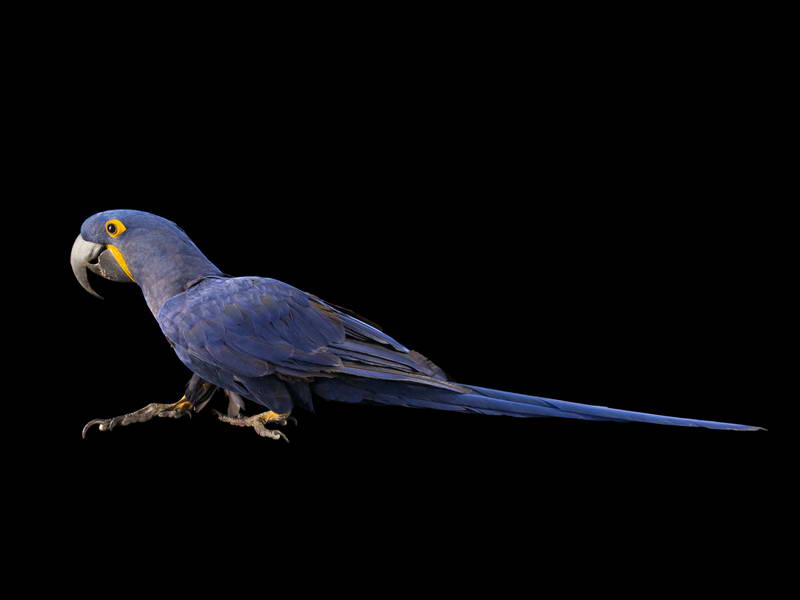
[82,419,107,439]
[82,399,194,439]
[212,409,292,442]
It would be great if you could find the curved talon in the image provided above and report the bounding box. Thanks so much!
[254,424,289,442]
[274,430,290,443]
[82,419,107,439]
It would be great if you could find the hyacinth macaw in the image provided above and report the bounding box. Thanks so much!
[71,210,762,440]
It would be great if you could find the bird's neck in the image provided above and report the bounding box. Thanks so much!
[130,236,224,316]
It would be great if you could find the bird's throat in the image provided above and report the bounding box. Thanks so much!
[106,245,135,282]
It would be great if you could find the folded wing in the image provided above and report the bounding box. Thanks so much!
[158,276,465,391]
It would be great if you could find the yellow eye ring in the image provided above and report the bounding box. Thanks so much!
[105,219,127,238]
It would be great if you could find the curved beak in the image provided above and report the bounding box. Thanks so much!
[70,235,132,299]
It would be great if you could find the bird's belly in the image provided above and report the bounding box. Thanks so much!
[173,343,309,414]
[173,345,246,396]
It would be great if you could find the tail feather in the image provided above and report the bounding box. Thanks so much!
[312,378,763,431]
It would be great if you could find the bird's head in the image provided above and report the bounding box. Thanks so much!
[70,209,199,299]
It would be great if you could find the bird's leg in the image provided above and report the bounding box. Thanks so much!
[212,410,293,442]
[224,390,247,418]
[81,374,218,439]
[190,380,220,413]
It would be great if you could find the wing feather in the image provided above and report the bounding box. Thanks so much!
[158,276,462,391]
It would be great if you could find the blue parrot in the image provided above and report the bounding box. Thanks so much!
[71,209,762,439]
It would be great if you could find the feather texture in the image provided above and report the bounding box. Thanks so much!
[157,276,465,410]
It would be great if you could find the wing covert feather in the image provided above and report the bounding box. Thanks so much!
[158,276,463,390]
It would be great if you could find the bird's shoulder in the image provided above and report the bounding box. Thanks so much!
[157,276,337,340]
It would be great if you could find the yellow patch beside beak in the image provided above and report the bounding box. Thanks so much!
[107,245,135,281]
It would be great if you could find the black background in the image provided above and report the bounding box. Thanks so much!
[20,25,773,582]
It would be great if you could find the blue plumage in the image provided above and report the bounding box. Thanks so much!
[74,210,763,433]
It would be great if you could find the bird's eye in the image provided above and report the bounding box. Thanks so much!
[105,219,127,238]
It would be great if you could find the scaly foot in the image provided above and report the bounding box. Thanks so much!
[212,410,293,442]
[82,397,193,439]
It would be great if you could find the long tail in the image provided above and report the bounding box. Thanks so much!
[312,378,763,431]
